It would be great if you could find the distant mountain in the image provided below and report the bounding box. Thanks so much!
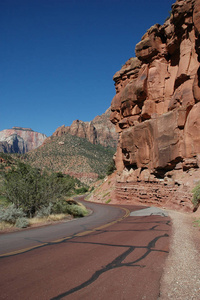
[0,108,117,183]
[22,134,115,184]
[0,127,47,154]
[52,107,118,148]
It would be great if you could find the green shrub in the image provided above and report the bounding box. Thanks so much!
[3,162,81,217]
[15,217,29,228]
[68,204,88,217]
[105,199,111,204]
[75,187,88,194]
[192,183,200,208]
[52,199,69,214]
[0,204,25,224]
[1,160,89,220]
[36,203,53,218]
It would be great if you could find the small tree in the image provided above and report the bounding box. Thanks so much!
[3,163,68,217]
[3,162,88,218]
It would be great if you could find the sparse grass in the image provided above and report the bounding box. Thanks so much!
[193,219,200,227]
[105,199,111,204]
[0,213,71,230]
[103,191,110,198]
[0,221,15,230]
[29,213,70,225]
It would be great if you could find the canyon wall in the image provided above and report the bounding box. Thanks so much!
[110,0,200,211]
[0,127,47,154]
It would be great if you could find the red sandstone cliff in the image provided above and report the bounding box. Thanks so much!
[110,0,200,211]
[53,107,118,148]
[0,127,47,154]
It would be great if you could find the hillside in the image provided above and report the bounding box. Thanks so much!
[22,134,115,184]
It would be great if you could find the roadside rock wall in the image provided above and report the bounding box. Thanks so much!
[110,0,200,211]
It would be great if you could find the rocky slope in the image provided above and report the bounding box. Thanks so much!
[0,127,47,154]
[53,107,118,148]
[109,0,200,211]
[22,134,115,184]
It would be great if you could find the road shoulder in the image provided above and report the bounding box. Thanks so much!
[159,210,200,299]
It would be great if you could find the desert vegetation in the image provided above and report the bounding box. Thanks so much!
[21,134,115,181]
[192,182,200,211]
[0,154,88,229]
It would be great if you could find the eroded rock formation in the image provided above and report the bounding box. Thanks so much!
[110,0,200,211]
[0,127,47,154]
[53,107,118,148]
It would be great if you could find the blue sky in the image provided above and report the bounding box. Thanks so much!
[1,0,175,136]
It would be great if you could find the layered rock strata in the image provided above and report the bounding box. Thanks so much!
[0,127,47,154]
[110,0,200,211]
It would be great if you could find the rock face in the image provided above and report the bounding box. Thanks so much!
[0,127,47,154]
[53,108,118,148]
[110,0,200,211]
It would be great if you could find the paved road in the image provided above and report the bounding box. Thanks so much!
[0,198,171,299]
[0,197,129,256]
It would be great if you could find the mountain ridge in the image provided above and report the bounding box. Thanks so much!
[52,107,118,148]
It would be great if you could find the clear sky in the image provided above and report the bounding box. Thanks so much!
[1,0,175,136]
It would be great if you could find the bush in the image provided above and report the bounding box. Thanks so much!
[3,162,81,217]
[75,187,88,195]
[192,183,200,209]
[1,161,89,221]
[15,217,29,228]
[51,199,69,214]
[105,199,111,204]
[36,203,53,218]
[0,204,25,224]
[68,204,88,218]
[51,200,88,217]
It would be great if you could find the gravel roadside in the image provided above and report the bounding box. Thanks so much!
[159,210,200,299]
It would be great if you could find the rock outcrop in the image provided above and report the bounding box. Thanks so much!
[0,127,47,154]
[110,0,200,211]
[53,107,118,148]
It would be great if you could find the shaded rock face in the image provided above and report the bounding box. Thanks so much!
[110,0,200,211]
[53,108,118,148]
[0,127,47,154]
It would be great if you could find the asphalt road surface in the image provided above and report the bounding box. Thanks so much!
[0,197,171,299]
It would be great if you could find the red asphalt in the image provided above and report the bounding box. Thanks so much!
[0,205,171,300]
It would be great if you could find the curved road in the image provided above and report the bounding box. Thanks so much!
[0,197,129,256]
[0,198,171,299]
